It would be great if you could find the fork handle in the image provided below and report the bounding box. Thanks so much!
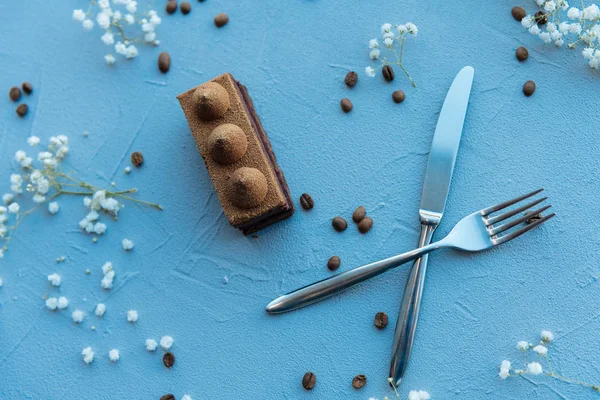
[265,238,443,314]
[389,223,436,387]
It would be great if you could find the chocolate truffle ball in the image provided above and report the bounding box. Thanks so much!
[228,167,268,209]
[192,82,230,121]
[207,123,248,164]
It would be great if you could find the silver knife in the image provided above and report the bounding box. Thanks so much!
[389,66,474,387]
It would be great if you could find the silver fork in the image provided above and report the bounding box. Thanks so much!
[266,189,554,314]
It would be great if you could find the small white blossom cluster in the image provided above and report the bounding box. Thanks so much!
[82,346,95,364]
[365,22,418,87]
[521,0,600,69]
[95,303,107,317]
[72,0,162,65]
[101,261,116,290]
[408,391,431,400]
[146,335,173,351]
[127,309,138,323]
[79,190,121,235]
[1,135,160,260]
[108,348,120,362]
[45,296,69,311]
[122,238,134,250]
[498,330,580,387]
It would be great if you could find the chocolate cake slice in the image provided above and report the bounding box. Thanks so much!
[177,73,294,234]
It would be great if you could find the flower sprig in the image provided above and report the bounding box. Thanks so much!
[0,135,162,259]
[365,23,418,87]
[72,0,161,65]
[499,330,600,393]
[520,0,600,69]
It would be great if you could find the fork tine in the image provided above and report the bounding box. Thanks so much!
[489,205,552,236]
[481,188,544,217]
[485,197,548,226]
[493,213,555,245]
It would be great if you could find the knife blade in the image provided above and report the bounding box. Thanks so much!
[389,66,474,387]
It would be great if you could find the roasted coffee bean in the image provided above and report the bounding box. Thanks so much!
[327,256,341,271]
[160,395,175,400]
[535,11,547,24]
[22,82,33,95]
[332,216,348,232]
[523,80,536,97]
[131,151,144,167]
[516,46,529,61]
[344,71,358,87]
[9,87,21,102]
[524,211,542,224]
[158,52,171,73]
[214,12,229,27]
[382,65,395,81]
[374,312,388,329]
[511,6,526,21]
[180,1,191,14]
[340,98,353,113]
[302,371,316,390]
[392,90,405,103]
[352,206,366,223]
[166,0,177,14]
[163,352,175,368]
[299,193,314,210]
[352,374,367,389]
[15,104,28,117]
[358,217,373,233]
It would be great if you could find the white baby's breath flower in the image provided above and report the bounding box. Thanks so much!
[569,23,582,34]
[73,9,86,22]
[160,335,174,350]
[541,330,554,343]
[529,25,541,35]
[45,297,58,310]
[125,14,135,24]
[2,193,14,204]
[101,32,114,45]
[589,58,599,68]
[97,12,111,30]
[536,0,545,5]
[82,19,94,30]
[47,273,61,287]
[408,390,430,400]
[149,13,161,26]
[370,49,381,59]
[124,166,131,174]
[547,22,557,33]
[383,37,394,48]
[583,47,595,59]
[93,222,107,235]
[122,238,134,250]
[33,194,46,204]
[545,1,557,12]
[550,30,562,40]
[144,32,156,42]
[127,309,138,323]
[105,53,116,65]
[397,24,407,34]
[146,338,158,351]
[98,0,110,9]
[584,4,600,20]
[115,42,127,55]
[533,345,548,356]
[540,32,552,43]
[14,150,26,162]
[522,15,535,28]
[82,347,94,364]
[499,360,511,380]
[72,309,85,323]
[95,303,107,317]
[405,22,418,35]
[57,296,69,309]
[527,361,543,375]
[555,38,564,47]
[27,136,40,147]
[8,203,20,214]
[369,38,379,49]
[559,22,570,32]
[127,1,138,13]
[109,349,120,362]
[365,66,376,78]
[48,202,59,214]
[181,396,192,400]
[381,23,392,34]
[125,45,138,59]
[517,341,530,351]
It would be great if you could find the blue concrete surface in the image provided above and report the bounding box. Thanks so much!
[1,0,600,398]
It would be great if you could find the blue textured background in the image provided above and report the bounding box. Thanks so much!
[1,0,600,399]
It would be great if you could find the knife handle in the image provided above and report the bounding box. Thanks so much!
[389,224,436,387]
